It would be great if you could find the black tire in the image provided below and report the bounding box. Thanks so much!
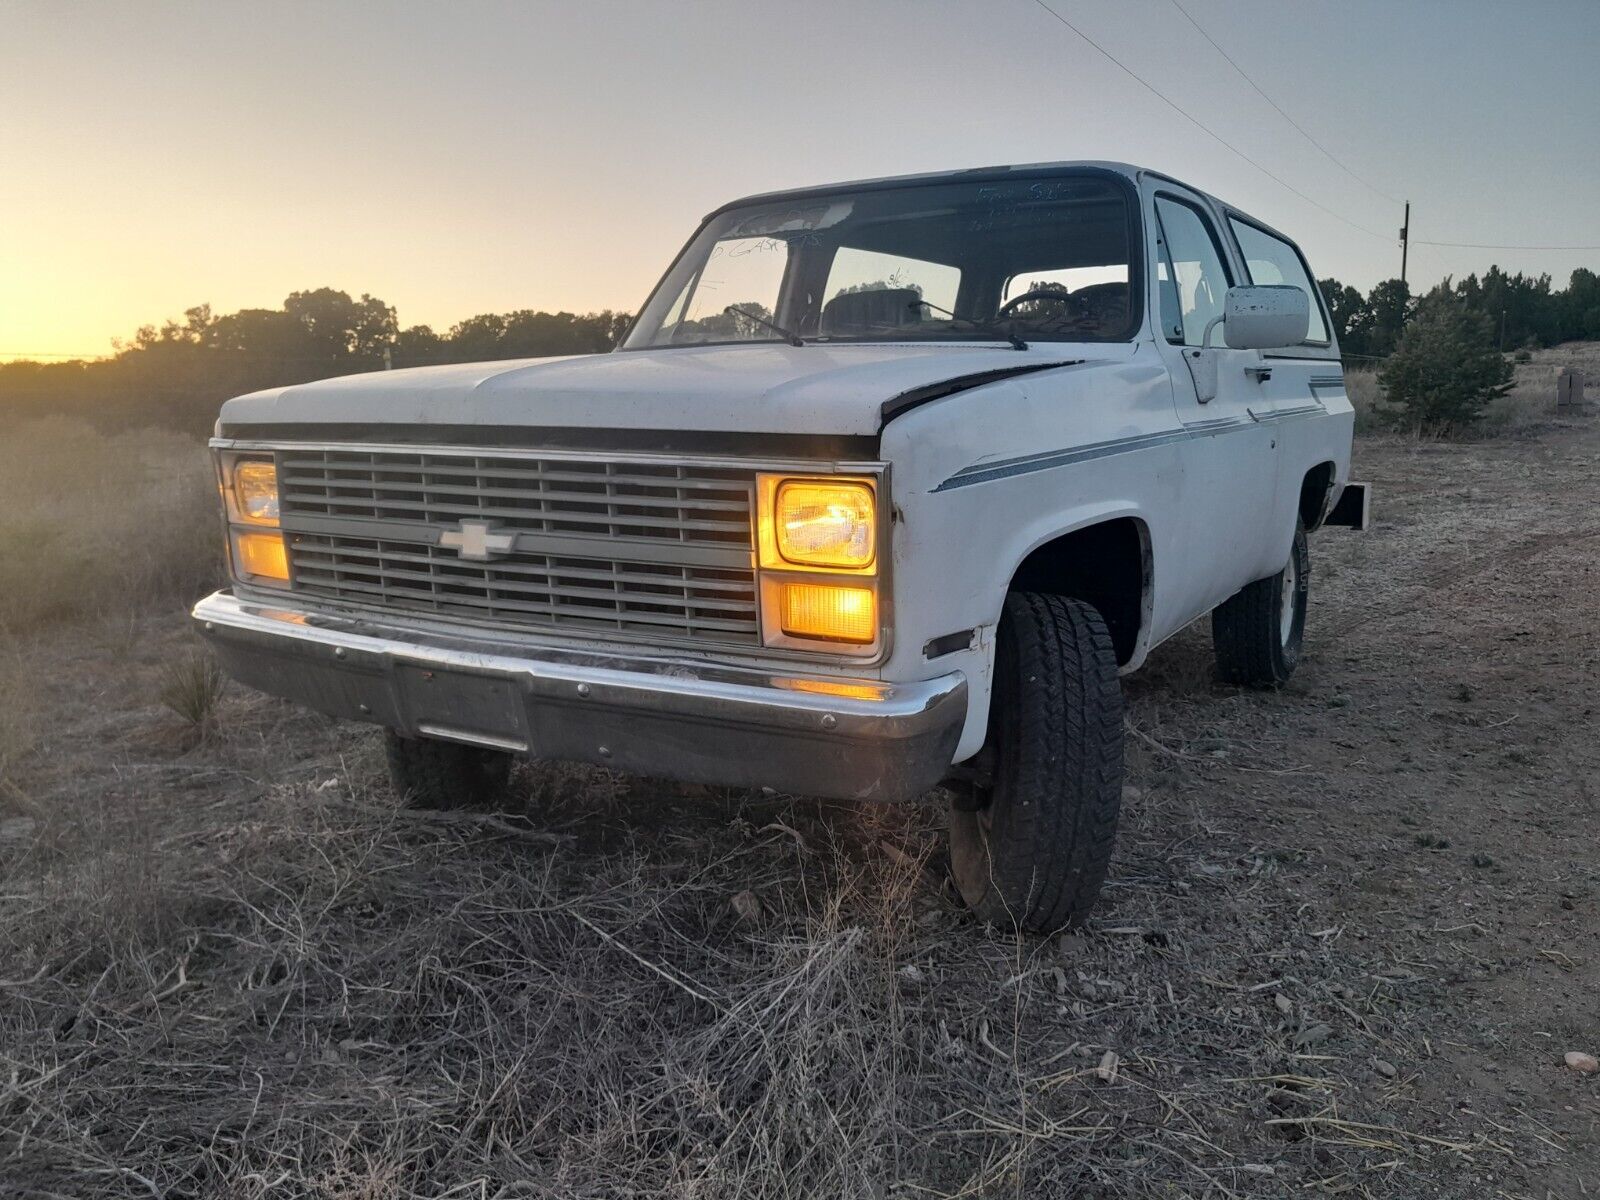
[949,593,1124,933]
[384,731,514,810]
[1212,521,1310,688]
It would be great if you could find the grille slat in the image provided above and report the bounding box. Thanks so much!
[281,492,750,535]
[278,449,761,646]
[281,479,751,513]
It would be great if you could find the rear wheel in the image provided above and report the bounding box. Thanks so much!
[948,592,1124,933]
[1212,521,1310,687]
[384,731,514,810]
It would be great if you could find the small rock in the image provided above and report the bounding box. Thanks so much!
[1095,1050,1120,1084]
[1565,1051,1599,1075]
[1121,784,1143,803]
[730,890,763,924]
[1374,1059,1398,1079]
[896,963,925,985]
[1274,993,1293,1016]
[1057,933,1086,957]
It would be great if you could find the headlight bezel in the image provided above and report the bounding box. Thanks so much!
[217,452,290,588]
[755,472,885,655]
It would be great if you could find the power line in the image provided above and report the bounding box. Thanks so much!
[1028,1,1600,260]
[1026,0,1393,241]
[1412,239,1600,251]
[1166,0,1404,205]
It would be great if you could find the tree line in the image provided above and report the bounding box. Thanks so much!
[3,266,1597,438]
[0,288,632,437]
[1317,266,1600,359]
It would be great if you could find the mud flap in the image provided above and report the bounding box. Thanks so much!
[1325,482,1371,530]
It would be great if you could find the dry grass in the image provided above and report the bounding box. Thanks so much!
[0,649,37,795]
[157,649,225,736]
[0,416,220,631]
[0,753,1427,1198]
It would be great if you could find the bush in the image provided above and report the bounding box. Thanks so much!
[1377,303,1513,435]
[157,651,224,733]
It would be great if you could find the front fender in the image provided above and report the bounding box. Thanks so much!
[877,346,1181,761]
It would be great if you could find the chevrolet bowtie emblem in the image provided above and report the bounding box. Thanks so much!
[439,519,516,562]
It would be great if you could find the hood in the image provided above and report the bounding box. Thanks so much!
[217,342,1133,440]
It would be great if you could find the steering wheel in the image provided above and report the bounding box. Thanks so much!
[997,288,1079,318]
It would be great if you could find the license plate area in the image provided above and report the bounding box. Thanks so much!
[395,663,528,752]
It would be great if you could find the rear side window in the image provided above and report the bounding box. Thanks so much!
[1228,219,1329,343]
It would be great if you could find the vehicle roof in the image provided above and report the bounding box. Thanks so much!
[706,159,1298,249]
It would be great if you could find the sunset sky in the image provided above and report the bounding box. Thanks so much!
[3,0,1597,361]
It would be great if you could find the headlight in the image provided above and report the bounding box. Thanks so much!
[232,460,280,525]
[774,480,875,568]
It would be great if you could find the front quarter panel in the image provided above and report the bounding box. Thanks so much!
[879,344,1182,760]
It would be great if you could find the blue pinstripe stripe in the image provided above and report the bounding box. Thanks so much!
[934,400,1326,491]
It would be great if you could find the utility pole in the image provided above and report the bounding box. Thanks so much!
[1399,202,1410,285]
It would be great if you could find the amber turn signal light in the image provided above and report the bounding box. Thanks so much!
[779,582,876,644]
[232,530,289,583]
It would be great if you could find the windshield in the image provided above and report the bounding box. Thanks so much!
[624,172,1140,349]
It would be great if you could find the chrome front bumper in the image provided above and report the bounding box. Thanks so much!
[192,591,966,803]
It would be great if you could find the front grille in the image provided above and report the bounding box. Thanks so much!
[276,448,761,645]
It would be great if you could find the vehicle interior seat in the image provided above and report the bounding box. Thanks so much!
[819,287,924,337]
[1068,281,1130,325]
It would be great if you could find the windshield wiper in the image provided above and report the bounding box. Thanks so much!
[724,306,805,347]
[910,300,1028,351]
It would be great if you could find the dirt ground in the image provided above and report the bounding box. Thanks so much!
[2,402,1597,1196]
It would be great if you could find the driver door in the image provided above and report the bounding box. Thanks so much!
[1144,182,1280,618]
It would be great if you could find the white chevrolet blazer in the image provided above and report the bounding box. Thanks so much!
[195,161,1366,932]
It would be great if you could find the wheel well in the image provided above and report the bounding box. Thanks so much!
[1300,461,1337,530]
[1008,517,1147,665]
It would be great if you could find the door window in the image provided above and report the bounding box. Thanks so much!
[1229,219,1329,343]
[1153,197,1232,346]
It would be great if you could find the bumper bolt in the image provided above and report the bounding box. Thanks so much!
[577,683,591,698]
[333,647,346,659]
[821,713,838,730]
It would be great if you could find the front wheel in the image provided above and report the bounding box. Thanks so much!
[384,731,514,810]
[948,593,1124,933]
[1212,521,1310,687]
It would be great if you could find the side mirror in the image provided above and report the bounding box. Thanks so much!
[1214,285,1310,350]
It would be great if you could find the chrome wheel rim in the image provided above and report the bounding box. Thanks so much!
[1279,551,1298,645]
